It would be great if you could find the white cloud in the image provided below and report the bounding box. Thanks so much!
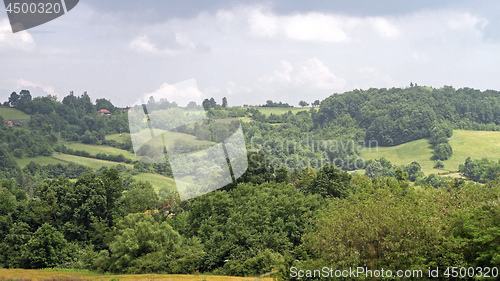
[295,58,346,90]
[368,17,400,38]
[0,19,35,51]
[282,13,355,43]
[140,80,206,107]
[247,8,278,38]
[129,32,207,56]
[129,35,178,55]
[244,7,400,43]
[260,58,346,91]
[15,79,56,96]
[356,67,400,89]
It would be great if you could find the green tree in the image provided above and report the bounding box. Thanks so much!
[299,100,309,107]
[222,97,228,108]
[301,164,352,198]
[22,223,71,269]
[120,181,159,214]
[105,213,204,274]
[365,161,383,179]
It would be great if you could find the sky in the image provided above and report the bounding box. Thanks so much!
[1,0,500,107]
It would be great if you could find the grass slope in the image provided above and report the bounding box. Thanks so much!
[253,106,311,116]
[133,173,177,193]
[107,131,212,148]
[16,155,67,168]
[0,106,30,121]
[361,130,500,175]
[0,268,273,281]
[52,153,133,170]
[59,140,137,160]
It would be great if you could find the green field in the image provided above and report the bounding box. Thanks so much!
[16,155,67,168]
[16,154,133,169]
[133,173,177,193]
[0,268,272,281]
[107,130,213,148]
[59,140,137,160]
[0,106,30,121]
[361,130,500,175]
[52,153,133,169]
[253,106,311,116]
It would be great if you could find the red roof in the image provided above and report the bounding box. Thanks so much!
[99,109,111,114]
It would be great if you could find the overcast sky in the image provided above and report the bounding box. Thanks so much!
[1,0,500,107]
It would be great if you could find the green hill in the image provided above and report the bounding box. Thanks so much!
[0,106,30,121]
[361,130,500,174]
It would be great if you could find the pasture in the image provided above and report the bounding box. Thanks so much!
[361,130,500,175]
[0,106,30,121]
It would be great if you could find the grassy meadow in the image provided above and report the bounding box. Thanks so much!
[0,268,273,281]
[58,140,137,160]
[0,106,31,121]
[52,154,133,170]
[107,131,213,148]
[252,106,311,116]
[361,130,500,175]
[132,173,177,193]
[16,155,68,168]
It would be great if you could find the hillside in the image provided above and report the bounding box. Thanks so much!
[361,130,500,174]
[0,106,30,121]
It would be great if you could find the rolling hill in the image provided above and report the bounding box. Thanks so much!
[361,130,500,175]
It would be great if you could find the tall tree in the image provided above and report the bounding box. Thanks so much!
[299,100,309,107]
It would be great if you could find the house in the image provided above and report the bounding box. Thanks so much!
[4,120,13,127]
[124,106,134,113]
[98,109,111,115]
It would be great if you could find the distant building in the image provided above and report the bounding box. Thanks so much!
[124,106,134,113]
[4,120,13,127]
[98,109,111,115]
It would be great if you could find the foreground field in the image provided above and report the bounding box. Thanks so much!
[0,269,273,281]
[361,130,500,175]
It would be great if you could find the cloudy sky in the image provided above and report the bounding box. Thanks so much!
[1,0,500,107]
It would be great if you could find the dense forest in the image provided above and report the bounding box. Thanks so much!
[0,86,500,279]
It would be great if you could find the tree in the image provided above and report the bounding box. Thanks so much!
[105,213,204,274]
[434,160,444,169]
[202,99,211,110]
[404,161,424,181]
[301,164,352,198]
[312,100,320,107]
[22,223,71,269]
[222,97,228,108]
[209,97,217,108]
[365,161,383,179]
[299,100,309,107]
[8,92,20,107]
[433,143,453,160]
[120,181,159,214]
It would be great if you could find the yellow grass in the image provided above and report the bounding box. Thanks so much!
[0,269,274,281]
